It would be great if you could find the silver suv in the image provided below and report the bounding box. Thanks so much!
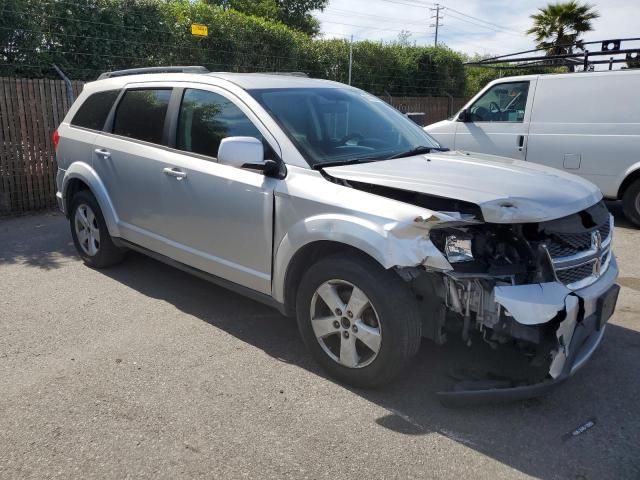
[54,67,619,404]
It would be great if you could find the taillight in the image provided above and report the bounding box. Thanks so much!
[52,129,60,151]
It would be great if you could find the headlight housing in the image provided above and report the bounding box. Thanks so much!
[444,234,474,263]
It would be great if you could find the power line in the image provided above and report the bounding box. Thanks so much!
[444,6,523,35]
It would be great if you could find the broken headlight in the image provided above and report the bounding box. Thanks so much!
[444,234,474,263]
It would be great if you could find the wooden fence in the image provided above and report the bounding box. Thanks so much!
[0,77,465,216]
[383,95,467,124]
[0,78,84,216]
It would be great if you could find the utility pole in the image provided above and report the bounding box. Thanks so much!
[430,4,443,47]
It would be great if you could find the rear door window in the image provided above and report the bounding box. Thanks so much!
[176,89,262,158]
[70,90,120,131]
[113,89,172,144]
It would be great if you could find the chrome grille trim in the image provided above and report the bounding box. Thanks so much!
[545,214,614,290]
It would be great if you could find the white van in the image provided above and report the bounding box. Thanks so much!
[425,70,640,225]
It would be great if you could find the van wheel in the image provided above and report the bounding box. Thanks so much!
[69,190,125,268]
[296,253,422,388]
[622,179,640,227]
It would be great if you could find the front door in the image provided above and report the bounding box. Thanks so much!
[148,87,278,294]
[455,80,535,160]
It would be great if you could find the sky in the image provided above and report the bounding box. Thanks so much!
[316,0,639,60]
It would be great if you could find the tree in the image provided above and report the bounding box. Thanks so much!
[202,0,328,36]
[527,1,599,68]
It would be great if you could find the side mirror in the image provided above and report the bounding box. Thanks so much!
[217,136,264,169]
[457,108,469,122]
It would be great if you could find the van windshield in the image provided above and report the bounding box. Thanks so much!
[248,87,442,167]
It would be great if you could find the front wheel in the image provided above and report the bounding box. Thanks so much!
[622,179,640,227]
[296,253,422,388]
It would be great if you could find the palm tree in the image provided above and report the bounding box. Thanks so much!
[527,1,599,67]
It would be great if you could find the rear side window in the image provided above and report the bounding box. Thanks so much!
[176,89,262,158]
[70,90,119,130]
[113,89,172,144]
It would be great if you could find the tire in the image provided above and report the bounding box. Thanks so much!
[69,190,125,268]
[622,179,640,227]
[296,253,422,388]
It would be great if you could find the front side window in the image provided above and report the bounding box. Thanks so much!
[249,87,441,167]
[71,90,119,130]
[176,89,263,158]
[113,89,172,144]
[468,81,529,122]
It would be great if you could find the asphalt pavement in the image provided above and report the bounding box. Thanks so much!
[1,204,639,479]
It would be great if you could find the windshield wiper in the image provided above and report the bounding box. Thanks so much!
[312,157,381,170]
[388,145,449,159]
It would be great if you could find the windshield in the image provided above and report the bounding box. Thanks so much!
[248,87,442,167]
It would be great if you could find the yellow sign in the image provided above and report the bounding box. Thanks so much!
[191,24,208,37]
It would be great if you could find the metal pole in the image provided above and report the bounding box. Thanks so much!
[348,35,353,85]
[609,56,614,70]
[434,5,440,47]
[52,64,75,104]
[583,50,589,71]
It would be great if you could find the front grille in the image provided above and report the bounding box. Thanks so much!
[546,221,611,257]
[556,262,595,285]
[545,214,613,289]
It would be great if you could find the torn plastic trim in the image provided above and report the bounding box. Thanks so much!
[494,282,571,326]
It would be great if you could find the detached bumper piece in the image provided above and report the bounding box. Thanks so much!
[438,282,620,407]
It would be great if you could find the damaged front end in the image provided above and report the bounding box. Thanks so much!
[407,200,620,406]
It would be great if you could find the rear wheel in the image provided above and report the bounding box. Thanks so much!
[69,190,124,268]
[296,253,422,388]
[622,179,640,227]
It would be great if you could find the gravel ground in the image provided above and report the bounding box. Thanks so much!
[0,204,639,480]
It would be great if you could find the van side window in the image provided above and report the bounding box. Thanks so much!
[113,89,172,144]
[468,82,529,122]
[70,90,120,131]
[176,89,263,158]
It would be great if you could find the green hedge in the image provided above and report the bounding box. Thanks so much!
[1,0,467,96]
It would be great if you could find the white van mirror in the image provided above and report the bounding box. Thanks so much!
[217,136,264,169]
[457,108,469,122]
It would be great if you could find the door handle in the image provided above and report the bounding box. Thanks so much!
[163,167,187,180]
[94,148,111,159]
[517,135,525,151]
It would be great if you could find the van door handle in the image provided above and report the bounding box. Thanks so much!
[94,148,111,159]
[517,135,525,151]
[163,167,187,180]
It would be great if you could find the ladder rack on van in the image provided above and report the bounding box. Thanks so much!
[465,37,640,71]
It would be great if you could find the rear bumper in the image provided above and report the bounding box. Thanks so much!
[438,257,619,407]
[56,168,65,215]
[56,191,65,214]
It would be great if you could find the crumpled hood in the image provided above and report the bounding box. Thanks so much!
[324,150,602,223]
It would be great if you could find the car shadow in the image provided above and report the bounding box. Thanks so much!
[96,250,640,479]
[0,212,76,270]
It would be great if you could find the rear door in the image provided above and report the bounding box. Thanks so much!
[92,86,174,241]
[455,80,536,160]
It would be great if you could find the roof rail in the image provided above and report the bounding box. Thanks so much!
[261,72,309,77]
[97,66,209,80]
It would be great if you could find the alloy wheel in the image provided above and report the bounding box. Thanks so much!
[310,279,382,368]
[74,204,101,256]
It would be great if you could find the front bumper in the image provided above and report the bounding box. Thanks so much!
[438,256,619,407]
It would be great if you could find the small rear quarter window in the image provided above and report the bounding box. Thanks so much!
[70,90,120,130]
